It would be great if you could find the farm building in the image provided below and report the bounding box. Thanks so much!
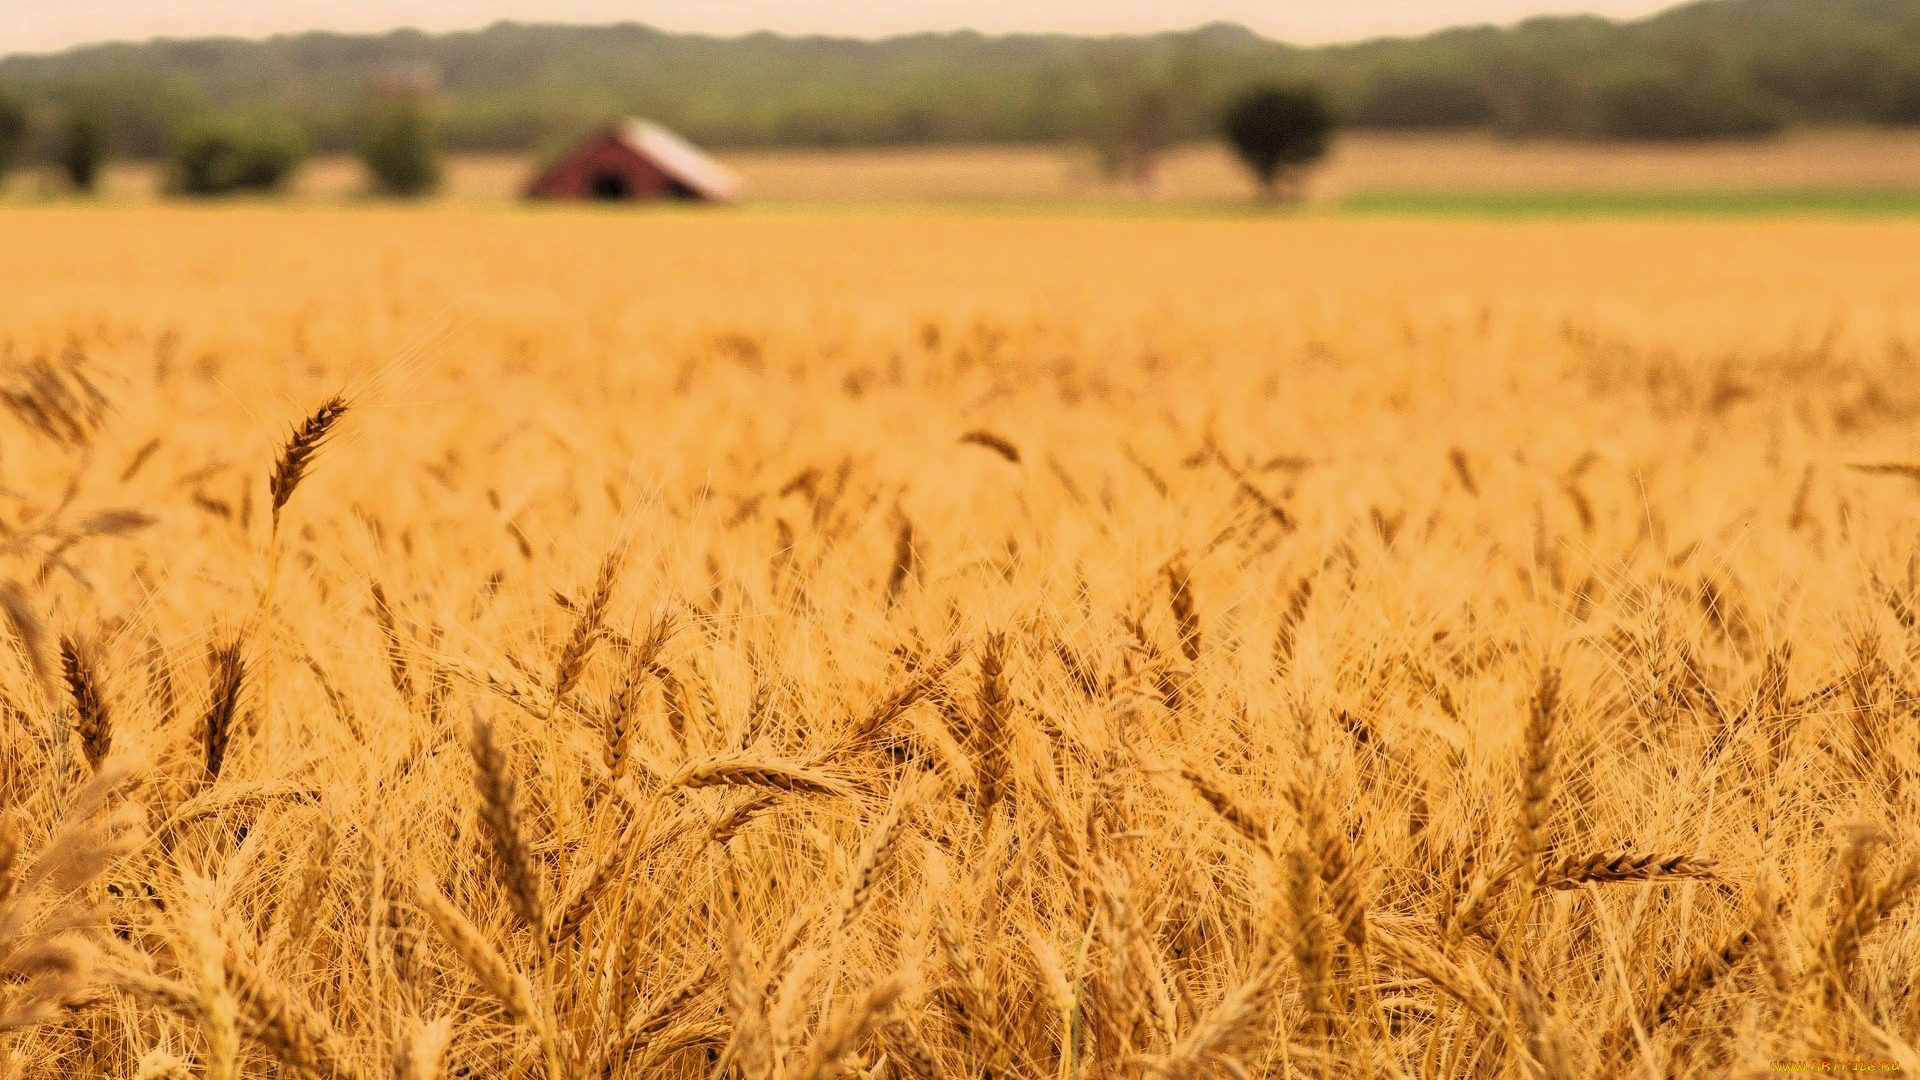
[525,120,741,203]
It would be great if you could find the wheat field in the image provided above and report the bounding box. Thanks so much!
[3,208,1920,1078]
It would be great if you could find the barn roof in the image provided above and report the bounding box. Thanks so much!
[617,120,741,202]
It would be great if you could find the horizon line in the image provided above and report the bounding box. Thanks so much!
[0,7,1682,65]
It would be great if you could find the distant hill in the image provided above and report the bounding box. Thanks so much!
[4,0,1920,159]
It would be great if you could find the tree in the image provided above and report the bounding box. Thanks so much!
[167,113,307,196]
[1222,85,1334,200]
[0,88,25,186]
[1094,85,1181,193]
[58,110,107,193]
[1086,44,1206,196]
[358,95,442,197]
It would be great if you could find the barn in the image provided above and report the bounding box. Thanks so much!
[525,120,741,203]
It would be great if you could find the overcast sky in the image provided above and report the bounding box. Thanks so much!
[11,0,1685,57]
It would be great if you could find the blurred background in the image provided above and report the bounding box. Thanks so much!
[5,0,1920,209]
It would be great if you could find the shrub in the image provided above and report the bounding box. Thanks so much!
[358,97,442,197]
[167,114,308,196]
[1221,84,1335,199]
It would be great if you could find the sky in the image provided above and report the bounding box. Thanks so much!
[10,1,1686,56]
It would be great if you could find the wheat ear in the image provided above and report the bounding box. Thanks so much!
[1181,767,1269,847]
[1541,851,1718,890]
[267,394,349,530]
[394,1014,455,1080]
[59,635,111,772]
[202,636,246,781]
[671,756,851,797]
[224,939,367,1080]
[553,546,623,701]
[468,712,546,937]
[790,976,906,1080]
[412,875,568,1077]
[836,780,926,932]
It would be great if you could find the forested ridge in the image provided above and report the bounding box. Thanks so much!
[4,0,1920,158]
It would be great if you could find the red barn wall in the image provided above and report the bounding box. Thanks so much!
[526,135,688,200]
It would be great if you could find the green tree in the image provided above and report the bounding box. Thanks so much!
[59,109,107,193]
[167,113,307,196]
[1222,85,1334,200]
[358,96,442,197]
[0,87,25,186]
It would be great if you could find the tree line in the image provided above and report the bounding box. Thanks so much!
[0,90,442,197]
[1,0,1917,179]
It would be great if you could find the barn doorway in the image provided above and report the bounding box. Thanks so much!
[589,171,630,200]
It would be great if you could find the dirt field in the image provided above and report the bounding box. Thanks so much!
[50,128,1920,205]
[3,208,1920,1078]
[723,129,1920,202]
